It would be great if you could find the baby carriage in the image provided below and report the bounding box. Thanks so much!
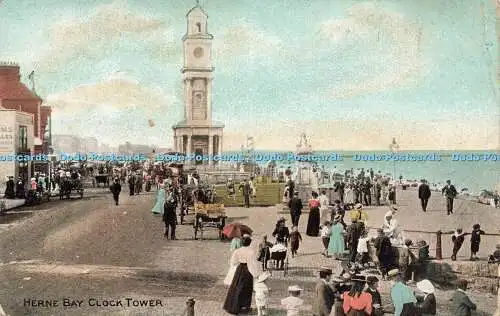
[267,242,289,276]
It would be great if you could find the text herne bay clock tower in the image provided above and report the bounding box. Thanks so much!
[172,2,224,165]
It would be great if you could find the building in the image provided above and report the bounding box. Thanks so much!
[0,109,35,190]
[117,142,154,154]
[172,3,224,165]
[52,134,81,154]
[0,62,51,154]
[80,137,99,152]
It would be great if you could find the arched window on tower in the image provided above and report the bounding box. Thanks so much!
[196,22,201,33]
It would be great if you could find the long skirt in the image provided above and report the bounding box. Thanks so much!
[306,207,320,236]
[223,263,253,314]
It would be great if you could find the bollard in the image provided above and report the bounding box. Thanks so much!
[435,230,442,260]
[186,297,195,316]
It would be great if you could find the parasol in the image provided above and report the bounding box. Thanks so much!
[222,223,253,238]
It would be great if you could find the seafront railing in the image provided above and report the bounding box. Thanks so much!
[366,227,500,260]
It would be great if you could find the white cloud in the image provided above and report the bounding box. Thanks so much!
[46,73,176,145]
[319,3,426,98]
[214,19,283,64]
[39,0,166,71]
[223,120,499,151]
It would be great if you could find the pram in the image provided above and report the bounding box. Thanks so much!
[267,241,289,276]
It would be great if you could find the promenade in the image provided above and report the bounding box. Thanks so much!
[0,188,497,315]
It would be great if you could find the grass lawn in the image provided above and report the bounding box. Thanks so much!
[215,183,284,207]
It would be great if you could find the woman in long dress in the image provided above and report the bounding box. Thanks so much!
[344,185,355,207]
[382,211,403,246]
[151,183,165,214]
[223,235,262,314]
[306,191,321,236]
[328,215,345,259]
[319,190,330,223]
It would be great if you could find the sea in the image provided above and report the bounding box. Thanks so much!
[224,150,500,194]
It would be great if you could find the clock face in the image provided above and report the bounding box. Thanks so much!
[193,47,204,58]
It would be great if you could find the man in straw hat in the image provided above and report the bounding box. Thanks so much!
[387,269,418,316]
[312,267,335,316]
[281,285,304,316]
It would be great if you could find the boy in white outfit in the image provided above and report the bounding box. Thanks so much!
[254,271,271,316]
[281,285,304,316]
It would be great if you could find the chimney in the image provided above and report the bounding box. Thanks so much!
[0,61,21,81]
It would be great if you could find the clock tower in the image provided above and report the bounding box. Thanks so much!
[172,2,224,165]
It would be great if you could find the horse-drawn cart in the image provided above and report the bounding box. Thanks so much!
[193,203,226,240]
[59,178,84,199]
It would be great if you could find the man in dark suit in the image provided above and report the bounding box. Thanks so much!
[442,180,458,215]
[418,179,431,212]
[451,279,477,316]
[128,173,135,196]
[239,179,251,208]
[313,267,335,316]
[163,187,178,240]
[110,178,121,206]
[288,191,303,226]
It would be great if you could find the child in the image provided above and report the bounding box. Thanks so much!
[281,285,304,316]
[258,235,273,269]
[451,228,466,261]
[399,239,416,282]
[470,224,485,261]
[254,271,271,316]
[488,244,500,263]
[356,230,371,266]
[320,221,331,257]
[289,226,302,257]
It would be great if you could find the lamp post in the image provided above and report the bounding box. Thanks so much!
[389,137,400,203]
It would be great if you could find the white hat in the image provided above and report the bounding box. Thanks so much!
[385,211,394,218]
[288,285,302,292]
[257,271,270,282]
[354,203,363,210]
[387,269,400,277]
[389,205,398,212]
[417,280,435,294]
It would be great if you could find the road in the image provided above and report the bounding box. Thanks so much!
[0,188,496,315]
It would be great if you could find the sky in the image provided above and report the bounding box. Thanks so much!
[0,0,499,150]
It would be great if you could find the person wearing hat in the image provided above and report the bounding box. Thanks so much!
[347,214,364,263]
[281,285,304,316]
[151,182,166,214]
[494,264,500,316]
[328,214,346,260]
[441,179,457,215]
[254,271,270,316]
[415,279,436,316]
[418,179,431,212]
[238,178,252,208]
[128,172,136,196]
[287,191,303,227]
[226,178,236,200]
[365,276,384,316]
[387,183,396,204]
[4,176,15,199]
[373,228,395,279]
[382,210,403,246]
[109,178,122,206]
[451,279,477,316]
[313,267,335,316]
[163,186,178,240]
[15,177,25,199]
[272,217,290,248]
[342,275,373,315]
[388,269,418,316]
[223,234,262,314]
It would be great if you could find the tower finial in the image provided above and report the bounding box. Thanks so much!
[195,0,200,5]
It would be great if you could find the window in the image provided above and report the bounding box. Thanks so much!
[19,126,28,151]
[196,22,201,33]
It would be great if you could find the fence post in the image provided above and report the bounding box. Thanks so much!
[435,230,442,260]
[186,297,195,316]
